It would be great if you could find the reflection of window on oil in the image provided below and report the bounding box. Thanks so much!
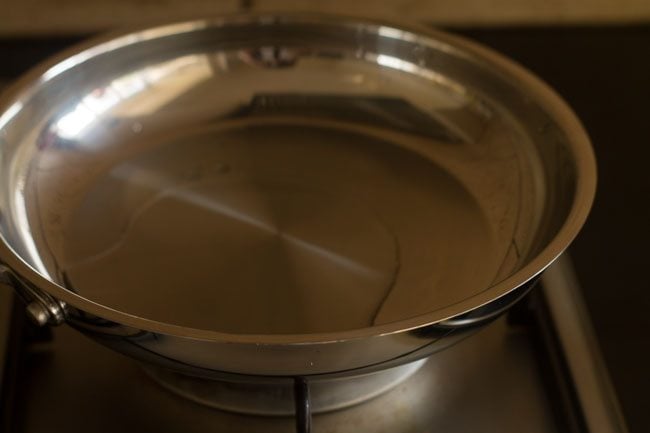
[54,54,212,140]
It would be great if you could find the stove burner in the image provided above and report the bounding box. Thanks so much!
[144,359,427,416]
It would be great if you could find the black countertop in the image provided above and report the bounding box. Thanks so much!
[1,25,649,433]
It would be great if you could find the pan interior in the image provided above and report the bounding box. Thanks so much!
[0,24,550,334]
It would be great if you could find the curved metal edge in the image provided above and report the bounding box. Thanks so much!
[437,278,537,328]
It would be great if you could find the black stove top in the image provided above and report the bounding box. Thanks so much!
[0,24,648,433]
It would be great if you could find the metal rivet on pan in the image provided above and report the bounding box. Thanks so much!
[26,301,50,326]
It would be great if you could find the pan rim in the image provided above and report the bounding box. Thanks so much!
[0,12,596,345]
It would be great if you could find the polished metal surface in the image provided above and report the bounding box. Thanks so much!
[541,257,629,433]
[145,359,426,416]
[5,257,628,433]
[0,14,596,376]
[145,359,426,415]
[10,307,559,433]
[0,265,64,326]
[24,302,49,327]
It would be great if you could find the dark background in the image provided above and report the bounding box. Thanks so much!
[1,25,649,433]
[457,27,650,433]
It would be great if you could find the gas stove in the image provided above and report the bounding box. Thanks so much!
[0,256,626,433]
[2,25,648,433]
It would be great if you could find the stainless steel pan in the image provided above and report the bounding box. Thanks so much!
[0,14,595,378]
